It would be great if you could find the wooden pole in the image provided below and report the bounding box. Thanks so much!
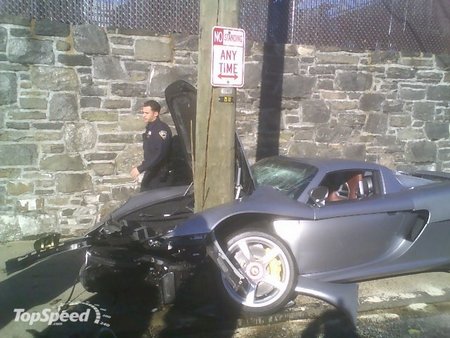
[195,0,240,211]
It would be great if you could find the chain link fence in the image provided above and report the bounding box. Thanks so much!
[1,0,449,53]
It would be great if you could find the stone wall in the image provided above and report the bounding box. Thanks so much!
[1,15,450,241]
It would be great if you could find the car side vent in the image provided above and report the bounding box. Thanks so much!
[406,210,429,242]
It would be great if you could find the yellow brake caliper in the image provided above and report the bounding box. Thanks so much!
[265,248,282,281]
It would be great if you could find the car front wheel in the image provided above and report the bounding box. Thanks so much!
[220,229,296,315]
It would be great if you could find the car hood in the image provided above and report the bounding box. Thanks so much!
[110,185,191,221]
[165,80,254,195]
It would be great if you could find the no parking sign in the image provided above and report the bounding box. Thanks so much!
[211,26,245,88]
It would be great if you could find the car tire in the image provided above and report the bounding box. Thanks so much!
[219,229,297,315]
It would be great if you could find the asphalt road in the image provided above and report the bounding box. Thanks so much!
[1,241,450,338]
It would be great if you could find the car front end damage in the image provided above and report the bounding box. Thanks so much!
[79,217,210,304]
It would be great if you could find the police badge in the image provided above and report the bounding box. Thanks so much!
[159,130,168,140]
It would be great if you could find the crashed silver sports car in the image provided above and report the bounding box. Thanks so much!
[7,80,450,320]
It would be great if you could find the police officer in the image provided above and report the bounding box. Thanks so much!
[130,100,172,191]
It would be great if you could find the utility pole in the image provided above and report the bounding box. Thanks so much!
[194,0,240,212]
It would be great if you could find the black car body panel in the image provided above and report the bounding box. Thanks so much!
[164,80,196,171]
[110,185,191,221]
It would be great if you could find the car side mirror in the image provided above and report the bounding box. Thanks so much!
[309,186,329,207]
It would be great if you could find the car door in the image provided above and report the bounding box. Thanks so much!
[296,171,421,275]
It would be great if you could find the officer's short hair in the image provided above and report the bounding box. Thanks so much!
[143,100,161,113]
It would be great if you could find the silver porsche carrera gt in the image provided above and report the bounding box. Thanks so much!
[7,80,450,321]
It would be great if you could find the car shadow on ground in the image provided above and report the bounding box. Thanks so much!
[2,248,359,338]
[34,284,159,338]
[300,308,360,338]
[0,248,86,330]
[156,262,239,338]
[36,262,240,338]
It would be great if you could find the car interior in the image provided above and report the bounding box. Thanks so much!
[320,170,376,203]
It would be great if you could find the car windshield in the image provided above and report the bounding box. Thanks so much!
[251,157,318,199]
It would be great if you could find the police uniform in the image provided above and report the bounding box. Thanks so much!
[137,117,172,191]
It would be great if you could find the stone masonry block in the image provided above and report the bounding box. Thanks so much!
[0,72,17,105]
[427,85,450,101]
[73,24,109,54]
[49,93,78,121]
[0,26,6,52]
[135,37,172,62]
[302,100,330,123]
[7,38,54,64]
[34,19,70,37]
[413,102,435,121]
[282,74,316,98]
[406,141,437,163]
[0,144,38,165]
[93,56,127,80]
[40,154,85,171]
[360,93,385,111]
[31,66,79,91]
[336,72,372,91]
[425,122,450,141]
[56,173,93,193]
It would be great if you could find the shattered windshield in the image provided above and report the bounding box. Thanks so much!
[251,157,318,200]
